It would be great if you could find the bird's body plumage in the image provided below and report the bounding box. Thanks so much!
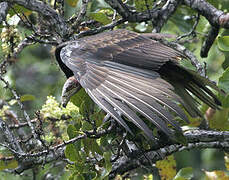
[56,29,221,140]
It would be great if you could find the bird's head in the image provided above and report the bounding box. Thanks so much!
[55,42,82,107]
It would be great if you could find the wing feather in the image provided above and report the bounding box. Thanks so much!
[87,89,133,135]
[95,88,156,140]
[98,81,175,135]
[58,29,221,140]
[79,63,186,136]
[89,64,188,124]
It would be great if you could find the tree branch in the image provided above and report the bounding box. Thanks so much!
[0,77,38,139]
[109,129,229,178]
[152,0,181,32]
[0,2,9,23]
[2,127,229,175]
[200,26,220,58]
[74,18,126,39]
[5,123,116,174]
[68,0,90,35]
[0,117,23,154]
[183,0,229,28]
[104,0,181,32]
[1,0,68,40]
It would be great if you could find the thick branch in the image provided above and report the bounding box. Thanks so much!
[109,129,229,178]
[1,0,68,39]
[183,0,229,28]
[105,0,229,31]
[3,128,229,175]
[153,0,181,32]
[5,123,115,173]
[104,0,181,32]
[200,26,219,58]
[104,0,131,20]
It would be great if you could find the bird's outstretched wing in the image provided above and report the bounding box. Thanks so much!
[57,29,221,140]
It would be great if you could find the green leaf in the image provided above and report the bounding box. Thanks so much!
[221,94,229,108]
[174,130,188,146]
[74,122,82,131]
[65,144,80,162]
[20,94,35,102]
[135,0,153,11]
[90,111,105,127]
[82,139,102,156]
[81,121,92,131]
[74,174,84,180]
[9,5,32,16]
[91,140,103,155]
[218,67,229,93]
[66,0,79,7]
[168,7,196,33]
[75,139,82,152]
[100,136,109,147]
[89,9,112,25]
[71,88,89,107]
[71,89,94,117]
[156,155,176,180]
[79,101,90,117]
[0,160,18,170]
[217,36,229,52]
[174,167,193,180]
[103,151,112,173]
[207,108,229,130]
[222,52,229,70]
[82,139,91,155]
[224,153,229,171]
[88,172,97,180]
[90,0,110,12]
[67,124,77,139]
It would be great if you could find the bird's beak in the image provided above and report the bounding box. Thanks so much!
[61,76,81,107]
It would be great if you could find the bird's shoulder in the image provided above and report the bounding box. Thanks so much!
[61,29,182,72]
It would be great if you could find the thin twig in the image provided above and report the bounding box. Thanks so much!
[26,34,58,45]
[68,0,89,36]
[8,119,38,129]
[74,18,126,39]
[10,5,37,32]
[0,117,24,153]
[176,14,200,42]
[0,77,38,139]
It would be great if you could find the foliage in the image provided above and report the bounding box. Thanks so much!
[156,155,177,180]
[0,0,229,179]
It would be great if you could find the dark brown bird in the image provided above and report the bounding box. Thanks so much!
[55,29,221,140]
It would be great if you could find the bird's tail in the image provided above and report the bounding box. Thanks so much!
[159,62,223,118]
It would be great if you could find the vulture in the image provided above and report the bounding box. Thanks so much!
[55,29,221,140]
